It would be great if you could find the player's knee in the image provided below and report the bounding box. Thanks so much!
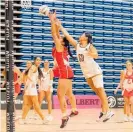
[57,92,64,99]
[47,97,52,103]
[129,97,133,104]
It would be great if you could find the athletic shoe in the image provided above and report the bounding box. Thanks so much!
[46,115,53,121]
[69,111,79,117]
[96,112,105,122]
[19,119,27,124]
[124,116,129,122]
[103,111,114,122]
[15,115,22,121]
[42,117,51,124]
[129,117,133,122]
[60,116,69,128]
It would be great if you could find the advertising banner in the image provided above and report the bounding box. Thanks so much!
[53,95,101,109]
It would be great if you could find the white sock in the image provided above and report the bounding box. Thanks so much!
[72,108,77,112]
[62,113,67,118]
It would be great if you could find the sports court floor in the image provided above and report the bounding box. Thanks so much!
[1,109,133,132]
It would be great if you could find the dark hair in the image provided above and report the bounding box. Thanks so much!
[34,57,44,79]
[84,32,93,44]
[63,37,75,60]
[24,68,30,76]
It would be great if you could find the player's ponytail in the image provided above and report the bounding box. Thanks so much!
[84,32,93,44]
[63,37,75,60]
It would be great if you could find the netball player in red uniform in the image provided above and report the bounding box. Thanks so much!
[2,65,21,118]
[120,60,133,122]
[48,12,78,128]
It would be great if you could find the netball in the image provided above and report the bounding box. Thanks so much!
[39,5,50,16]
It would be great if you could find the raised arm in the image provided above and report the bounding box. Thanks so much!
[88,44,98,59]
[49,13,62,49]
[59,24,77,49]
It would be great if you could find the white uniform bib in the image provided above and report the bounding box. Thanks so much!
[25,71,38,96]
[40,69,53,92]
[123,70,133,92]
[76,43,102,78]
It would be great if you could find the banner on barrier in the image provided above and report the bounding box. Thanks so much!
[108,95,124,108]
[1,92,48,110]
[53,95,101,109]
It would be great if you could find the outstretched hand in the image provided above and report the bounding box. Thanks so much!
[49,10,57,22]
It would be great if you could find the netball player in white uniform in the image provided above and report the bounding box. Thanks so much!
[20,65,48,124]
[38,60,53,121]
[55,19,114,122]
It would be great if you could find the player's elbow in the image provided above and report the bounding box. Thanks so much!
[94,54,98,59]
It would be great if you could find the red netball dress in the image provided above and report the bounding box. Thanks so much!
[52,47,74,79]
[14,72,21,94]
[123,70,133,97]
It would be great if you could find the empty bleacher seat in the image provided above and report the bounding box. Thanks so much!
[20,34,31,39]
[113,52,122,57]
[32,28,43,33]
[17,0,132,94]
[20,42,32,46]
[32,42,43,47]
[20,21,32,26]
[20,56,32,60]
[33,49,42,54]
[20,49,32,53]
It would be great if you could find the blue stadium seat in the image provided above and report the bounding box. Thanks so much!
[113,52,122,57]
[94,19,104,24]
[33,49,42,54]
[32,42,43,47]
[74,84,85,89]
[84,18,94,23]
[20,49,32,53]
[20,21,32,26]
[93,25,103,30]
[20,34,31,39]
[113,8,122,13]
[32,14,43,19]
[20,42,32,46]
[74,70,83,75]
[113,21,122,25]
[32,28,43,33]
[104,71,114,76]
[122,8,132,13]
[32,35,43,40]
[32,21,43,26]
[113,33,122,38]
[114,71,120,76]
[113,27,122,32]
[103,45,113,50]
[104,84,113,89]
[104,78,113,83]
[20,56,32,60]
[122,27,132,32]
[103,13,113,18]
[122,21,132,26]
[104,58,113,63]
[104,7,113,12]
[20,28,31,33]
[20,14,31,19]
[32,1,42,6]
[84,12,94,17]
